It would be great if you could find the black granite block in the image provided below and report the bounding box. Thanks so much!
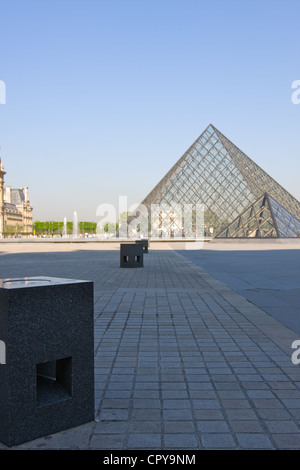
[0,276,94,447]
[135,239,149,253]
[120,243,144,268]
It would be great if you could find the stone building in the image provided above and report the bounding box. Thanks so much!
[0,159,33,237]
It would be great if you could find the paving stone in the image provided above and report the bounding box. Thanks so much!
[252,399,284,409]
[226,409,258,421]
[90,434,125,449]
[192,399,222,410]
[265,421,300,433]
[282,399,300,409]
[134,382,159,390]
[240,382,270,390]
[104,390,132,399]
[229,421,264,433]
[236,433,274,449]
[218,391,246,399]
[128,421,162,433]
[127,433,162,449]
[98,409,129,421]
[200,433,236,449]
[272,434,300,449]
[133,399,161,409]
[131,410,161,421]
[163,400,191,409]
[257,409,293,420]
[161,382,187,390]
[197,421,230,433]
[164,421,195,433]
[101,399,131,409]
[164,434,199,449]
[221,399,251,409]
[94,421,127,434]
[246,390,276,399]
[162,390,189,399]
[275,390,300,399]
[163,409,194,421]
[190,391,218,399]
[194,410,225,420]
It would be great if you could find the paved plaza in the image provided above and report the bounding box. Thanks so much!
[1,240,300,450]
[180,239,300,335]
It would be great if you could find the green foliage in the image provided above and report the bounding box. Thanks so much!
[33,220,97,235]
[32,212,131,235]
[78,222,97,233]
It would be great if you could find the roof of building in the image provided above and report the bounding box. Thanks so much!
[10,188,25,205]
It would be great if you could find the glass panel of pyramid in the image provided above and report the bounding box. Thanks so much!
[140,124,300,238]
[268,194,300,238]
[216,193,300,238]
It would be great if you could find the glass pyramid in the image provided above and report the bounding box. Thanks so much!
[140,124,300,238]
[216,193,300,238]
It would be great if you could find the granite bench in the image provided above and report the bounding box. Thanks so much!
[0,276,94,447]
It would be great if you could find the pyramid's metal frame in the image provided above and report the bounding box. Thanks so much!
[141,124,300,238]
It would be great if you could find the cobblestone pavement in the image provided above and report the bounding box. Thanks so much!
[1,242,300,450]
[178,240,300,335]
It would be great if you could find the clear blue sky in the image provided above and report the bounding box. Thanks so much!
[0,0,299,221]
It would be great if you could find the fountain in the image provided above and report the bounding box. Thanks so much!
[63,217,67,238]
[73,211,78,238]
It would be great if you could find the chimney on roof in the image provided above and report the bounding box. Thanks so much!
[24,186,29,202]
[5,185,11,203]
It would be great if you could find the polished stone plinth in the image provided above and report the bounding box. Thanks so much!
[135,239,149,253]
[120,243,143,268]
[0,276,94,447]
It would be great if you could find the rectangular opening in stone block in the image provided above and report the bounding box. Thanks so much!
[123,256,128,263]
[135,256,140,262]
[36,357,72,407]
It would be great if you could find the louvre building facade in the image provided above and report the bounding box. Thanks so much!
[0,160,33,237]
[138,124,300,239]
